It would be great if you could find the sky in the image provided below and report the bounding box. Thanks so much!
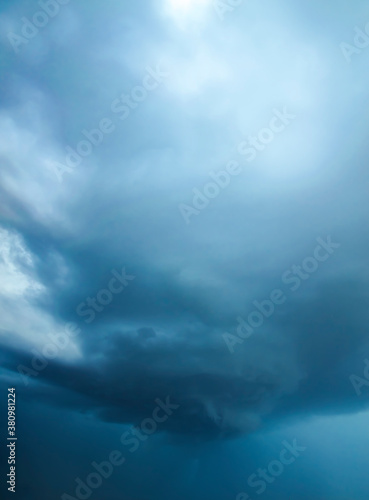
[1,0,369,499]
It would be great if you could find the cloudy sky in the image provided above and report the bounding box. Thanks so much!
[1,0,369,499]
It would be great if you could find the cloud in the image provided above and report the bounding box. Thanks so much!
[1,1,369,498]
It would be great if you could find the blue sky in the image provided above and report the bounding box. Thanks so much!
[1,1,369,499]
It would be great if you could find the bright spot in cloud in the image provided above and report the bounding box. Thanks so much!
[0,227,44,297]
[164,0,212,25]
[167,0,211,12]
[165,47,231,97]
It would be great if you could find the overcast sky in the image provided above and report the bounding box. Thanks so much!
[1,1,369,499]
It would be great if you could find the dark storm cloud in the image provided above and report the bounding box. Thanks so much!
[2,269,369,441]
[2,1,369,499]
[1,0,369,448]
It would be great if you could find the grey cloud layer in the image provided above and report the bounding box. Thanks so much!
[1,0,369,446]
